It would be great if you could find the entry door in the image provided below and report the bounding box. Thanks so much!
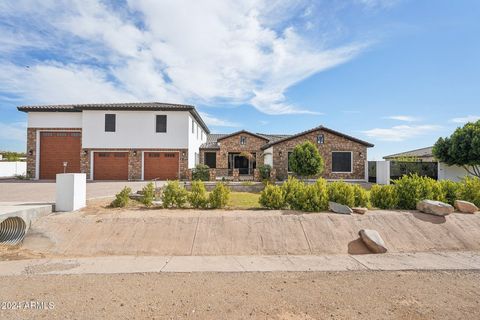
[233,155,249,174]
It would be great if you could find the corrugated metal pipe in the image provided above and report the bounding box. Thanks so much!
[0,217,27,246]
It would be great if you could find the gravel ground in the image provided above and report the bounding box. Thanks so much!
[1,270,479,319]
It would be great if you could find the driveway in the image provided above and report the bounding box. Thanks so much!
[0,180,159,203]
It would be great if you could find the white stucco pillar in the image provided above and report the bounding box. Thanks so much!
[376,161,391,185]
[55,173,86,212]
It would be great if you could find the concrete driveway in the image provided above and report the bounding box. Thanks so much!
[0,180,158,202]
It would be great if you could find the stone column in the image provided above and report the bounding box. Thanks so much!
[270,168,276,182]
[185,169,193,181]
[209,169,216,181]
[232,169,239,182]
[253,168,260,182]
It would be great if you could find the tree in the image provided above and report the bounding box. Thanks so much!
[288,141,324,178]
[433,120,480,177]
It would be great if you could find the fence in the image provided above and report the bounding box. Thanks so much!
[0,161,27,178]
[369,160,438,184]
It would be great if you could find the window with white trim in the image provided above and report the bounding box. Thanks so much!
[332,151,352,173]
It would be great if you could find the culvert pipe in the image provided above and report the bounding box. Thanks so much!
[0,217,27,246]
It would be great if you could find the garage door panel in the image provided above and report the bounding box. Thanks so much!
[94,152,128,180]
[40,132,81,180]
[144,152,179,180]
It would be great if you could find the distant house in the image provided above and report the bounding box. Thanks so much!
[384,147,473,182]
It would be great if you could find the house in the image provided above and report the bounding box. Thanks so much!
[383,147,473,182]
[18,103,209,180]
[19,102,374,181]
[200,126,373,181]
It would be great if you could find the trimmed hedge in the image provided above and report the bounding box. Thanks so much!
[327,181,355,208]
[189,180,209,209]
[209,183,231,209]
[259,184,286,209]
[370,185,398,209]
[161,180,188,208]
[457,176,480,207]
[393,174,445,210]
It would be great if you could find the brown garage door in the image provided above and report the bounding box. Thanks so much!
[144,152,179,180]
[94,152,128,180]
[40,132,81,179]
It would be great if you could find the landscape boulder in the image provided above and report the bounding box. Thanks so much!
[416,200,454,216]
[358,229,387,254]
[352,207,368,215]
[328,202,353,215]
[454,200,479,214]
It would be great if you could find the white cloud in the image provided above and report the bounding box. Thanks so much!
[355,0,400,8]
[451,115,480,124]
[362,125,441,141]
[198,112,241,128]
[0,122,27,142]
[385,115,419,122]
[0,0,370,115]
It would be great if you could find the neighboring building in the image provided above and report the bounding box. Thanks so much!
[200,126,374,181]
[18,103,209,180]
[383,147,474,182]
[19,103,374,181]
[383,146,435,162]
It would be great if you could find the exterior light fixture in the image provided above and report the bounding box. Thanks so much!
[133,150,137,156]
[28,149,33,156]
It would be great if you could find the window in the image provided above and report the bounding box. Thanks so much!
[317,134,324,144]
[205,152,216,168]
[156,115,167,133]
[287,151,293,172]
[105,114,116,132]
[332,151,352,173]
[240,136,247,145]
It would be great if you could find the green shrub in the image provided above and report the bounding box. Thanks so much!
[188,180,209,209]
[140,182,156,207]
[370,185,398,209]
[439,180,460,205]
[327,181,355,207]
[209,183,231,209]
[281,177,306,210]
[353,184,370,208]
[301,178,329,212]
[110,186,131,208]
[457,176,480,207]
[192,164,210,181]
[393,174,445,210]
[161,180,188,208]
[288,141,324,177]
[259,184,286,209]
[258,164,272,180]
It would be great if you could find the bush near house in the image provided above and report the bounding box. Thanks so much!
[258,164,272,181]
[457,176,480,207]
[140,182,156,207]
[353,184,370,208]
[327,181,355,208]
[208,183,231,209]
[439,180,460,205]
[288,141,324,178]
[259,184,286,209]
[192,164,210,181]
[370,185,398,209]
[281,177,307,210]
[301,178,329,212]
[162,180,188,208]
[189,180,209,209]
[110,186,132,208]
[393,174,445,210]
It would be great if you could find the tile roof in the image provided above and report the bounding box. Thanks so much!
[383,146,434,160]
[17,102,210,133]
[200,132,292,149]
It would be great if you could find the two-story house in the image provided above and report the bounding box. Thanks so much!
[18,103,208,180]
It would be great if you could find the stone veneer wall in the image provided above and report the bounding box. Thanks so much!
[272,128,368,180]
[204,132,268,172]
[26,127,82,179]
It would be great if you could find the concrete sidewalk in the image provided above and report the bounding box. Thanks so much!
[1,251,479,276]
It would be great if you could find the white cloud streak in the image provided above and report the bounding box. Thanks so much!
[384,115,419,122]
[198,112,241,128]
[362,125,441,141]
[0,0,369,116]
[451,115,480,124]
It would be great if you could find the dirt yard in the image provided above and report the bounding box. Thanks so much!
[0,270,478,319]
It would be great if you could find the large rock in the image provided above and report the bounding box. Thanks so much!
[328,202,353,215]
[359,229,387,254]
[352,207,368,215]
[454,200,479,214]
[416,200,454,216]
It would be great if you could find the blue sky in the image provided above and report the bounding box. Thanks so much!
[0,0,479,159]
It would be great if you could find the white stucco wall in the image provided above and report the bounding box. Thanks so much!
[376,161,391,185]
[187,116,207,168]
[82,110,190,149]
[0,162,26,177]
[438,162,474,182]
[28,112,83,128]
[263,147,273,167]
